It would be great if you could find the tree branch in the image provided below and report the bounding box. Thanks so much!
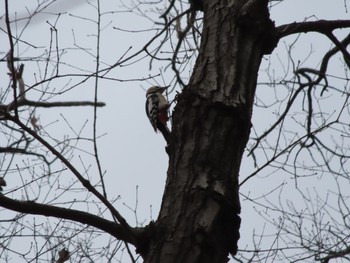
[0,146,50,164]
[5,0,18,118]
[326,32,350,68]
[277,19,350,39]
[249,33,350,156]
[320,246,350,263]
[0,99,105,115]
[0,194,139,246]
[19,99,106,108]
[2,112,135,241]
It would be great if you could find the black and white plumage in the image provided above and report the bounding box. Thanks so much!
[145,86,170,143]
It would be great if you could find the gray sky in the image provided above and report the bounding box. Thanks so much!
[1,0,349,262]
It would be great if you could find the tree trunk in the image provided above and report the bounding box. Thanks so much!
[142,0,276,262]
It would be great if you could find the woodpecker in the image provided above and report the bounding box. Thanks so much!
[145,86,170,143]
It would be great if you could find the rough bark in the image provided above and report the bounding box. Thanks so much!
[142,0,276,262]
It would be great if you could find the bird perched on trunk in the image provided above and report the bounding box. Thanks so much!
[145,86,170,143]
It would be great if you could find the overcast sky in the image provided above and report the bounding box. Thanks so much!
[1,0,349,262]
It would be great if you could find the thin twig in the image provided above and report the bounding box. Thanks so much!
[3,112,135,243]
[5,0,18,118]
[93,0,108,199]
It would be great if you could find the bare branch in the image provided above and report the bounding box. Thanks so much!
[0,194,138,246]
[0,146,50,164]
[0,99,105,116]
[92,0,108,200]
[18,99,106,108]
[5,0,18,118]
[277,19,350,39]
[249,33,350,156]
[326,32,350,69]
[2,112,134,241]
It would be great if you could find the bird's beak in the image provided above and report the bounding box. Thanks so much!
[158,86,170,93]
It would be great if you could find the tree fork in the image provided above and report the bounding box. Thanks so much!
[141,1,276,262]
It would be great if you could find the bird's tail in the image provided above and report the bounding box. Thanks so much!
[157,121,171,145]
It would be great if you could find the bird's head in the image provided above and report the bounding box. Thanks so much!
[146,86,168,96]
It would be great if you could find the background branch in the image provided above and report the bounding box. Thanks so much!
[0,194,139,246]
[3,113,133,237]
[277,19,350,38]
